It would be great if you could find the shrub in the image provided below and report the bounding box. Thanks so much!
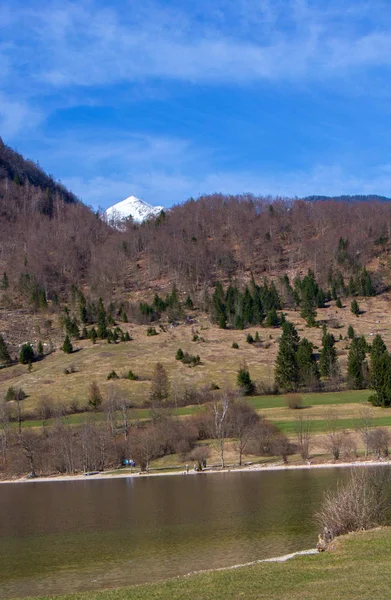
[107,370,119,380]
[181,352,201,367]
[210,382,220,390]
[246,334,254,344]
[192,334,199,342]
[189,446,210,470]
[316,468,391,541]
[147,326,158,336]
[5,386,26,402]
[176,348,184,360]
[232,342,239,349]
[88,381,102,410]
[127,370,138,380]
[285,393,303,409]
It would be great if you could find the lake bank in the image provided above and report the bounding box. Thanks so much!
[1,456,390,485]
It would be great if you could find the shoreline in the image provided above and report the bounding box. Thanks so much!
[1,457,390,485]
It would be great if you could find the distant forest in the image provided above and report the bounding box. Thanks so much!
[0,141,391,310]
[303,194,391,203]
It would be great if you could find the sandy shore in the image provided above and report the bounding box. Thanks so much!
[1,458,390,485]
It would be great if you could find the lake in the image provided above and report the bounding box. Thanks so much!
[0,469,347,599]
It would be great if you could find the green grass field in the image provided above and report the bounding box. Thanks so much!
[27,528,391,600]
[249,389,372,410]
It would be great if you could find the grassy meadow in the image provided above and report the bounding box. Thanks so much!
[2,295,391,467]
[24,528,391,600]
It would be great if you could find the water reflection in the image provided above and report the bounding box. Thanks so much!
[0,469,347,599]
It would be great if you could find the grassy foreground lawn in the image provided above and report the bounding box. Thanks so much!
[30,528,391,600]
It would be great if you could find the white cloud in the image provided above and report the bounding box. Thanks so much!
[3,0,391,93]
[0,93,43,138]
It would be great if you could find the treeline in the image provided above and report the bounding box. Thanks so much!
[0,394,293,477]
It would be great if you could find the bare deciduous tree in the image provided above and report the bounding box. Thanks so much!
[150,363,170,405]
[211,393,232,468]
[368,427,390,459]
[230,399,259,466]
[295,412,311,460]
[356,404,374,457]
[324,410,345,460]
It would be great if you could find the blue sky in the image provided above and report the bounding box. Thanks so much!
[2,0,391,209]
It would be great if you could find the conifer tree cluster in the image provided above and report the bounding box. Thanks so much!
[294,270,326,326]
[328,267,375,299]
[139,285,189,322]
[275,321,324,391]
[211,278,281,330]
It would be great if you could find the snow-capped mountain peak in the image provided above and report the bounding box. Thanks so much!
[104,196,164,224]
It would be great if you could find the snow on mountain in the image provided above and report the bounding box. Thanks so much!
[104,195,164,224]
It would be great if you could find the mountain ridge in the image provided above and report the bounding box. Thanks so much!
[302,194,391,203]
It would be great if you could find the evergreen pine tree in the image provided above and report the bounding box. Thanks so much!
[351,298,360,316]
[212,282,227,327]
[347,337,366,389]
[369,335,391,406]
[319,331,337,377]
[347,324,355,339]
[78,292,88,324]
[242,286,254,325]
[335,297,342,308]
[185,295,194,309]
[275,321,300,391]
[37,341,44,357]
[0,335,11,365]
[89,327,98,344]
[19,343,34,364]
[97,297,108,338]
[62,335,73,354]
[252,286,264,324]
[234,313,244,330]
[237,364,255,395]
[301,296,317,326]
[266,307,279,327]
[296,338,319,386]
[1,272,9,290]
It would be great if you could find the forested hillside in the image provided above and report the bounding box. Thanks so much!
[1,142,391,314]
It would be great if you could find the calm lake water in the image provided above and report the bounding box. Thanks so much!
[0,469,348,599]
